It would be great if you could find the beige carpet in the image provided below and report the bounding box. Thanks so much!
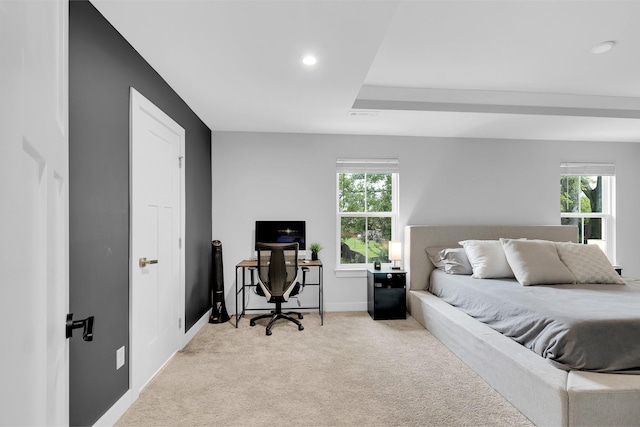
[116,312,533,426]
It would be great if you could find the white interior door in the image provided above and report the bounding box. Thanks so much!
[0,1,69,425]
[130,88,185,396]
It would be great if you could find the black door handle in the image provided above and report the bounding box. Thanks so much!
[66,313,94,341]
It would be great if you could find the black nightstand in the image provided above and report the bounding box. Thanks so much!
[367,269,407,320]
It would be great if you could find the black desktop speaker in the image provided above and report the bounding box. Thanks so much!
[209,240,230,324]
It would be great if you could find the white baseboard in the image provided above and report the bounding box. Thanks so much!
[182,308,211,348]
[94,309,211,426]
[324,302,367,312]
[93,389,134,427]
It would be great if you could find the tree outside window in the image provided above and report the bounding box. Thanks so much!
[338,170,397,265]
[560,163,615,260]
[560,175,603,243]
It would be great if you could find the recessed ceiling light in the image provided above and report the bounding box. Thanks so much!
[302,55,317,66]
[591,41,616,54]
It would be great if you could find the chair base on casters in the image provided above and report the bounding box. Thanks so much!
[249,302,304,336]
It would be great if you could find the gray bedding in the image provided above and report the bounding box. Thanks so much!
[429,270,640,373]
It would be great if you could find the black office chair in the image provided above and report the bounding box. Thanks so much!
[250,242,306,336]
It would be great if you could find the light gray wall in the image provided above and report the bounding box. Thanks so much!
[212,131,640,312]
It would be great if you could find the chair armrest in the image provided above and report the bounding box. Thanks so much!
[248,267,263,295]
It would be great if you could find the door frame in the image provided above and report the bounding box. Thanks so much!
[128,87,186,398]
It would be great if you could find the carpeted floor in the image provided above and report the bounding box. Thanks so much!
[116,311,533,426]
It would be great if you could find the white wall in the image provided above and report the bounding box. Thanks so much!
[212,131,640,313]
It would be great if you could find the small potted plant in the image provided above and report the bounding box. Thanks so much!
[310,243,323,261]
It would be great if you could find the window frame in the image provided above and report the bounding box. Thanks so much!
[336,159,399,271]
[560,163,616,263]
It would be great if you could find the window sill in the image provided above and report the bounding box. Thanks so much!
[334,264,397,278]
[334,268,368,278]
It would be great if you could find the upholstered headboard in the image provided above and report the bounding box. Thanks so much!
[404,225,579,294]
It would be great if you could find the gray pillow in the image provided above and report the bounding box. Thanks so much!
[501,238,575,286]
[425,246,447,270]
[440,248,473,275]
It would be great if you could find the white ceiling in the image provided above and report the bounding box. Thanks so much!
[91,0,640,142]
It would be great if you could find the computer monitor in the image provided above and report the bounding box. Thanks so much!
[255,220,306,251]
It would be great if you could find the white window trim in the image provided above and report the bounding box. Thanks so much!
[336,159,399,272]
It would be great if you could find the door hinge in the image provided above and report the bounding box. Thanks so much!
[178,237,182,248]
[178,156,183,168]
[178,318,182,329]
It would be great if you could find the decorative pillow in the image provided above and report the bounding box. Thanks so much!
[555,242,625,284]
[440,248,473,275]
[425,247,447,269]
[500,239,575,286]
[459,240,514,279]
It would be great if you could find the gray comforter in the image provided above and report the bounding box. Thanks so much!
[430,270,640,373]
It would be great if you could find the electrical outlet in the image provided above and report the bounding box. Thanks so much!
[116,346,125,370]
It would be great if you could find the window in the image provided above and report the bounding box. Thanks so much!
[560,162,615,260]
[337,158,399,267]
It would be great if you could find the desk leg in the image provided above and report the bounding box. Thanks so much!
[320,265,324,325]
[241,266,247,326]
[235,266,240,328]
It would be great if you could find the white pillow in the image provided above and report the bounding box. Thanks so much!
[441,248,473,275]
[555,242,624,284]
[501,239,575,286]
[459,240,514,279]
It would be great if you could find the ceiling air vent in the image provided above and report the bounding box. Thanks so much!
[348,110,379,117]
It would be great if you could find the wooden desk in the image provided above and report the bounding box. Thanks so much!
[234,259,323,328]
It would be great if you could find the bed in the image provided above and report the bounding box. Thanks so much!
[405,225,640,427]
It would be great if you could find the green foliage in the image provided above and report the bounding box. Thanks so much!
[560,176,579,212]
[340,237,389,264]
[339,173,392,213]
[338,173,365,213]
[310,243,322,253]
[560,175,601,213]
[338,172,394,264]
[560,175,603,242]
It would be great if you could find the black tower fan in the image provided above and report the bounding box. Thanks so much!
[209,240,230,323]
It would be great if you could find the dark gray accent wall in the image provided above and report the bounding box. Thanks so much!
[69,1,212,425]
